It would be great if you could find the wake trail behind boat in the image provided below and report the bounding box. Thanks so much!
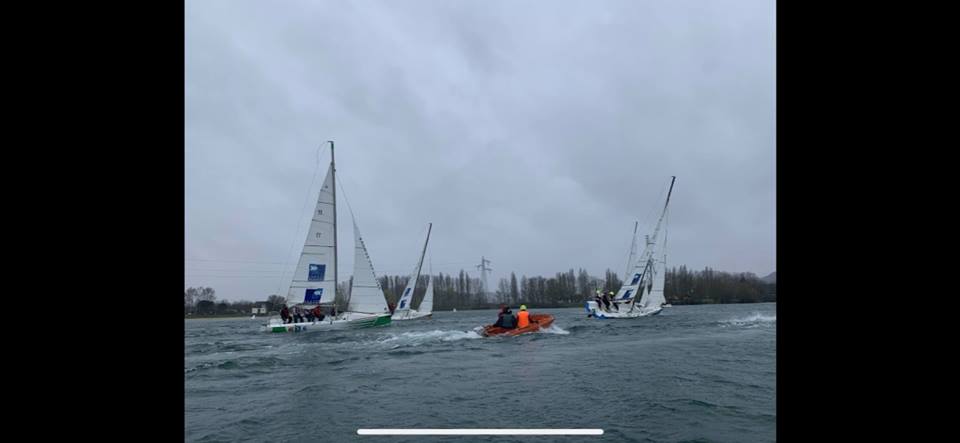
[375,329,482,348]
[720,312,776,328]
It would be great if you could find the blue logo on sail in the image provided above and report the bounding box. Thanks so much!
[630,273,642,285]
[400,299,407,309]
[308,264,326,282]
[304,288,323,303]
[622,289,633,300]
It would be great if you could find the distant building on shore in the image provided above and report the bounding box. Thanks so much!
[252,301,268,315]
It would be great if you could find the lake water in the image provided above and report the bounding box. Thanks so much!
[186,303,776,442]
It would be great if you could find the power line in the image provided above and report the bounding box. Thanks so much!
[475,256,492,300]
[185,260,476,268]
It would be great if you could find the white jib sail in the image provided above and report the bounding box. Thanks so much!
[348,220,389,314]
[420,275,434,314]
[643,255,667,309]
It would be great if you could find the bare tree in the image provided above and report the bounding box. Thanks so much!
[266,294,286,311]
[184,288,198,309]
[197,287,216,302]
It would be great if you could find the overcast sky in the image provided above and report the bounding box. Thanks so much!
[185,0,775,302]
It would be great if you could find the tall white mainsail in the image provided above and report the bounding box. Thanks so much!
[615,250,652,302]
[349,220,389,314]
[394,223,432,313]
[287,166,336,306]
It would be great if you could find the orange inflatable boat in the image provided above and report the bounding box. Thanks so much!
[481,314,554,337]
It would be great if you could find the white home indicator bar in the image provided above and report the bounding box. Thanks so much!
[358,429,603,435]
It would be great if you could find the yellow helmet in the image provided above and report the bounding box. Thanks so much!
[520,305,527,311]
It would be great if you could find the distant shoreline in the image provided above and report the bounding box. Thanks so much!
[185,315,259,320]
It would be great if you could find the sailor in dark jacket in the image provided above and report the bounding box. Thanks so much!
[494,307,517,329]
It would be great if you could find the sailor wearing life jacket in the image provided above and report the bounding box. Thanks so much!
[517,305,531,328]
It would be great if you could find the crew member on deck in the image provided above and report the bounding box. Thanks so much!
[601,291,613,311]
[608,291,620,311]
[312,305,325,322]
[293,307,304,323]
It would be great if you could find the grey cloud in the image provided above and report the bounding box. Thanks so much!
[186,0,775,300]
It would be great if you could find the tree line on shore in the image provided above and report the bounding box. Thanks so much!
[185,266,775,317]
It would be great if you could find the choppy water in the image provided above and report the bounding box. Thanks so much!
[186,303,775,442]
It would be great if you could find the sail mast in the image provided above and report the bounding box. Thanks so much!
[624,177,676,312]
[649,176,676,245]
[329,140,338,309]
[638,177,676,269]
[627,258,653,312]
[413,222,432,299]
[624,220,639,281]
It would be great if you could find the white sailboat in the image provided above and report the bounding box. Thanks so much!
[391,223,433,321]
[263,142,392,333]
[586,176,675,319]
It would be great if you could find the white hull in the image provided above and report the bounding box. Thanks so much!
[261,312,391,333]
[391,309,432,321]
[585,301,661,319]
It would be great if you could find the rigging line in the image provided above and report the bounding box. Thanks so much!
[622,220,639,279]
[639,178,670,237]
[276,144,326,297]
[185,269,288,274]
[186,275,290,279]
[663,205,670,260]
[335,170,359,227]
[186,258,475,266]
[185,258,287,264]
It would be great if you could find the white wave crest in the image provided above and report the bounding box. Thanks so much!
[376,330,482,347]
[538,324,570,335]
[721,312,776,327]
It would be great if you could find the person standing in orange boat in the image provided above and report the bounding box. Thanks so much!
[517,305,530,328]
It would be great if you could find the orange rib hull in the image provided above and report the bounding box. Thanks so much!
[481,314,554,337]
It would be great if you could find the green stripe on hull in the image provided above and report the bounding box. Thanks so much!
[269,315,391,332]
[271,324,314,333]
[348,315,392,329]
